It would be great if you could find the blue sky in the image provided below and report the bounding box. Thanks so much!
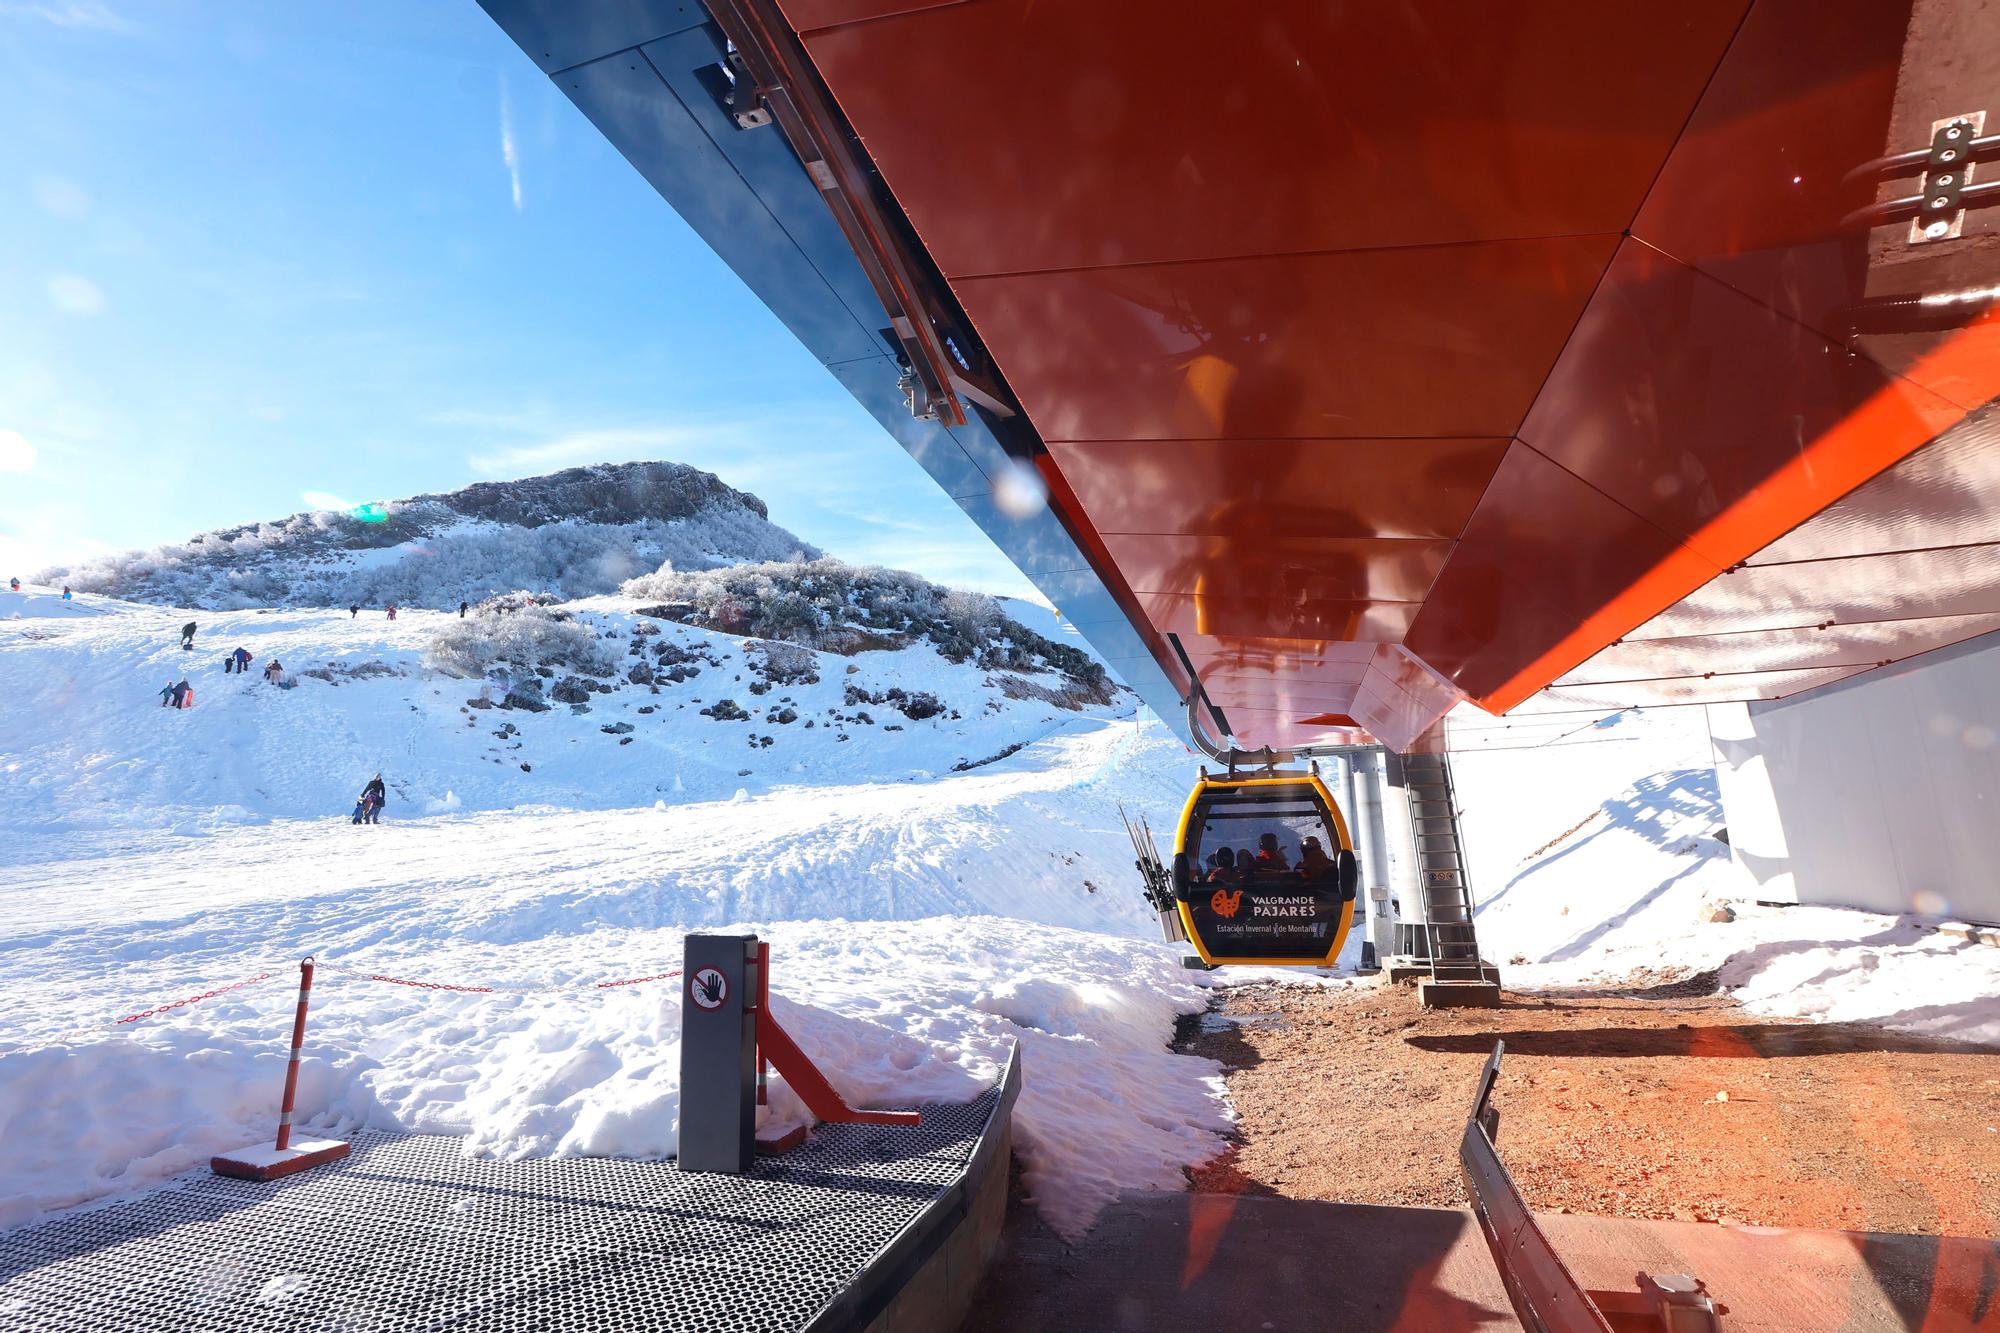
[0,0,1037,597]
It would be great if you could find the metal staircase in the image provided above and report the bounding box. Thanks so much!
[1397,751,1497,986]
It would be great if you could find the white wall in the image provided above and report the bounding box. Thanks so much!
[1709,633,2000,925]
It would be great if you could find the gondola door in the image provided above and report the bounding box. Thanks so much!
[1174,773,1359,966]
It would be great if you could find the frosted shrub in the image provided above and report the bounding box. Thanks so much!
[425,604,620,680]
[620,556,1110,693]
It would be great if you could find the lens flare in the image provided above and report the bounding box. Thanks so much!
[992,458,1048,518]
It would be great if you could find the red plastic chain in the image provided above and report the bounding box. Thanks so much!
[112,970,278,1025]
[592,970,683,990]
[351,972,498,994]
[4,960,686,1057]
[314,962,682,996]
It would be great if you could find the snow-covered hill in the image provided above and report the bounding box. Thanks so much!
[34,461,814,610]
[0,588,1129,840]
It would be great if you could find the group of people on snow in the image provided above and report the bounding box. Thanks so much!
[157,626,289,710]
[7,579,72,597]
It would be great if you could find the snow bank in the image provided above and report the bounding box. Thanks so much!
[1454,708,2000,1048]
[0,920,1223,1239]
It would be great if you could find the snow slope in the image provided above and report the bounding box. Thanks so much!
[0,590,1152,842]
[4,584,1996,1246]
[0,584,1235,1237]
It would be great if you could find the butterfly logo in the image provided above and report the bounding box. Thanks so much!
[1210,888,1244,918]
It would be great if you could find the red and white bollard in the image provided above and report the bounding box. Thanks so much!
[211,956,351,1182]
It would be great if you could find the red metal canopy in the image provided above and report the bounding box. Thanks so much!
[778,0,2000,750]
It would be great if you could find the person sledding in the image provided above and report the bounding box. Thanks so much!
[180,621,197,651]
[352,773,387,825]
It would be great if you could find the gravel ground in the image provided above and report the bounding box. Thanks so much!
[1180,973,2000,1237]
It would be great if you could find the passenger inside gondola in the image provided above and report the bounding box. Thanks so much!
[1252,832,1289,875]
[1297,835,1334,881]
[1205,847,1240,883]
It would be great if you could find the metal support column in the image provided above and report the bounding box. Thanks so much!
[1353,750,1396,971]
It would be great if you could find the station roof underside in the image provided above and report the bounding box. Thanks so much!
[481,0,2000,751]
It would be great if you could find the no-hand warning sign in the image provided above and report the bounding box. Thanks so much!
[690,967,729,1011]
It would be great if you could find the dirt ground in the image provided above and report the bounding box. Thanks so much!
[1181,973,2000,1238]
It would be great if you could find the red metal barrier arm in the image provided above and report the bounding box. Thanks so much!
[754,1008,921,1127]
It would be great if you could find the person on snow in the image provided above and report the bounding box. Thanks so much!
[458,601,468,618]
[7,578,18,592]
[62,586,72,601]
[180,621,197,650]
[159,679,177,707]
[231,646,253,674]
[386,604,398,621]
[173,678,194,709]
[353,773,387,825]
[349,604,360,619]
[263,659,284,684]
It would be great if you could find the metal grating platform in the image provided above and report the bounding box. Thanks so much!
[0,1088,1001,1333]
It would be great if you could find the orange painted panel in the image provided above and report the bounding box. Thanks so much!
[1101,533,1449,604]
[1135,592,1421,645]
[1179,635,1376,677]
[800,0,1745,275]
[1221,709,1379,753]
[1045,438,1509,541]
[956,237,1617,442]
[1630,0,2000,410]
[1522,239,1963,569]
[1406,444,1715,699]
[1204,681,1364,713]
[1630,0,1908,335]
[778,0,956,31]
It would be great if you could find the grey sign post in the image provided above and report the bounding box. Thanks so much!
[678,933,759,1174]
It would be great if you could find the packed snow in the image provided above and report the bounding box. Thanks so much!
[2,582,1995,1244]
[1451,707,2000,1047]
